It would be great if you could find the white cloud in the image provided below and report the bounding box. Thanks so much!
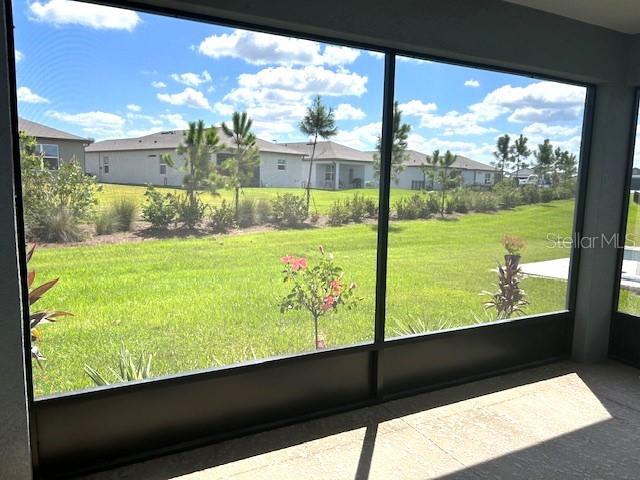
[198,29,359,66]
[334,103,365,121]
[213,102,234,116]
[126,104,141,112]
[17,86,48,104]
[15,50,23,62]
[159,113,189,129]
[407,133,495,163]
[464,79,480,87]
[157,88,211,110]
[29,0,140,31]
[151,81,167,89]
[522,122,579,138]
[399,99,500,136]
[333,122,381,150]
[236,65,367,96]
[367,51,385,59]
[46,110,125,138]
[399,99,437,117]
[251,120,296,140]
[171,70,212,88]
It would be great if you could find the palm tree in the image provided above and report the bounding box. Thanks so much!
[513,134,530,185]
[163,120,220,209]
[299,95,337,210]
[221,112,260,216]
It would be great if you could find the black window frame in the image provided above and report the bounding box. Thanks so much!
[4,1,595,477]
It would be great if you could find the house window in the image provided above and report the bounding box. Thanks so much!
[103,156,110,174]
[325,164,335,182]
[484,173,492,185]
[36,143,59,170]
[277,159,286,171]
[160,158,167,175]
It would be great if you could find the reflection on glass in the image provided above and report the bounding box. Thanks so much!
[15,0,383,395]
[385,55,587,338]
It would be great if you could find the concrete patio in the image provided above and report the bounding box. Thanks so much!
[79,360,640,479]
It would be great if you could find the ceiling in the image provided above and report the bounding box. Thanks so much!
[505,0,640,34]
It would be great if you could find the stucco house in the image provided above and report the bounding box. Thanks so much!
[282,141,375,189]
[511,167,535,184]
[392,149,498,190]
[18,117,89,170]
[85,128,307,187]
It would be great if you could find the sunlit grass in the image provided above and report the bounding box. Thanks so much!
[32,199,576,396]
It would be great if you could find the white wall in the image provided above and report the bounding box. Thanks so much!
[259,151,305,187]
[86,149,185,187]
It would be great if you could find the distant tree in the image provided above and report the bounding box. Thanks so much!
[221,112,260,217]
[533,139,554,185]
[299,95,337,210]
[513,134,530,183]
[553,148,578,184]
[373,101,411,184]
[493,134,513,183]
[420,149,440,190]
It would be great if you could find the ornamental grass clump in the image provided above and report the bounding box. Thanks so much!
[280,246,359,349]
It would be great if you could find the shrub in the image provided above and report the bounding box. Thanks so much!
[344,193,374,222]
[272,194,307,228]
[539,187,554,203]
[237,198,257,228]
[95,208,119,235]
[176,193,206,229]
[493,184,522,209]
[31,207,84,243]
[328,200,351,225]
[112,197,139,231]
[142,186,177,229]
[208,200,236,233]
[553,180,576,200]
[447,190,471,213]
[520,184,540,204]
[483,257,529,320]
[502,234,527,255]
[395,193,432,220]
[472,192,499,212]
[256,199,272,224]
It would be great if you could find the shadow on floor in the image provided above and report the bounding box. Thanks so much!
[79,361,640,479]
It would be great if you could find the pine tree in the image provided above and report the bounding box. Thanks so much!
[373,101,411,184]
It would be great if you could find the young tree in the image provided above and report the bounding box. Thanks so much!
[513,134,531,184]
[554,148,578,183]
[373,101,411,184]
[420,149,440,190]
[426,149,459,217]
[493,134,513,183]
[221,111,260,217]
[299,95,337,210]
[533,139,554,185]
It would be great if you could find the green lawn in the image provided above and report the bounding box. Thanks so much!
[96,183,416,214]
[33,200,577,397]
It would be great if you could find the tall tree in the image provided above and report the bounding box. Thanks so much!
[533,139,554,185]
[493,134,513,183]
[299,95,337,210]
[163,120,220,210]
[420,149,440,189]
[220,111,260,216]
[513,134,531,184]
[373,101,411,184]
[553,148,578,184]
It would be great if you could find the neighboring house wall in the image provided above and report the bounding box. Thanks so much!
[86,149,185,186]
[259,152,306,187]
[37,137,86,171]
[394,166,496,190]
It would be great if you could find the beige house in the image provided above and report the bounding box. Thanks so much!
[18,117,89,170]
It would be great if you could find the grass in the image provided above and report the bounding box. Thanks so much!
[96,183,417,215]
[33,199,577,397]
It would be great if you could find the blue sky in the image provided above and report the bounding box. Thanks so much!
[13,0,588,164]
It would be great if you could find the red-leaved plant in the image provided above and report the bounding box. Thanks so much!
[27,244,71,364]
[280,246,359,349]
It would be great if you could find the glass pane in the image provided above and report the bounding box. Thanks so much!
[14,0,383,395]
[618,109,640,314]
[385,55,587,338]
[38,143,59,158]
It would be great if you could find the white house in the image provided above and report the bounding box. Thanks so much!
[85,128,307,188]
[282,141,376,189]
[392,150,498,190]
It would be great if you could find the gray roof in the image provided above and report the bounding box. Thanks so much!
[399,149,497,171]
[512,167,534,177]
[282,141,373,163]
[18,117,88,142]
[86,127,303,156]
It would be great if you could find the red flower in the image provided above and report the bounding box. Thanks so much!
[321,295,335,311]
[330,279,342,294]
[281,255,294,264]
[291,257,308,271]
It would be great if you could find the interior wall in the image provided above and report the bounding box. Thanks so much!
[1,0,638,476]
[0,0,33,478]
